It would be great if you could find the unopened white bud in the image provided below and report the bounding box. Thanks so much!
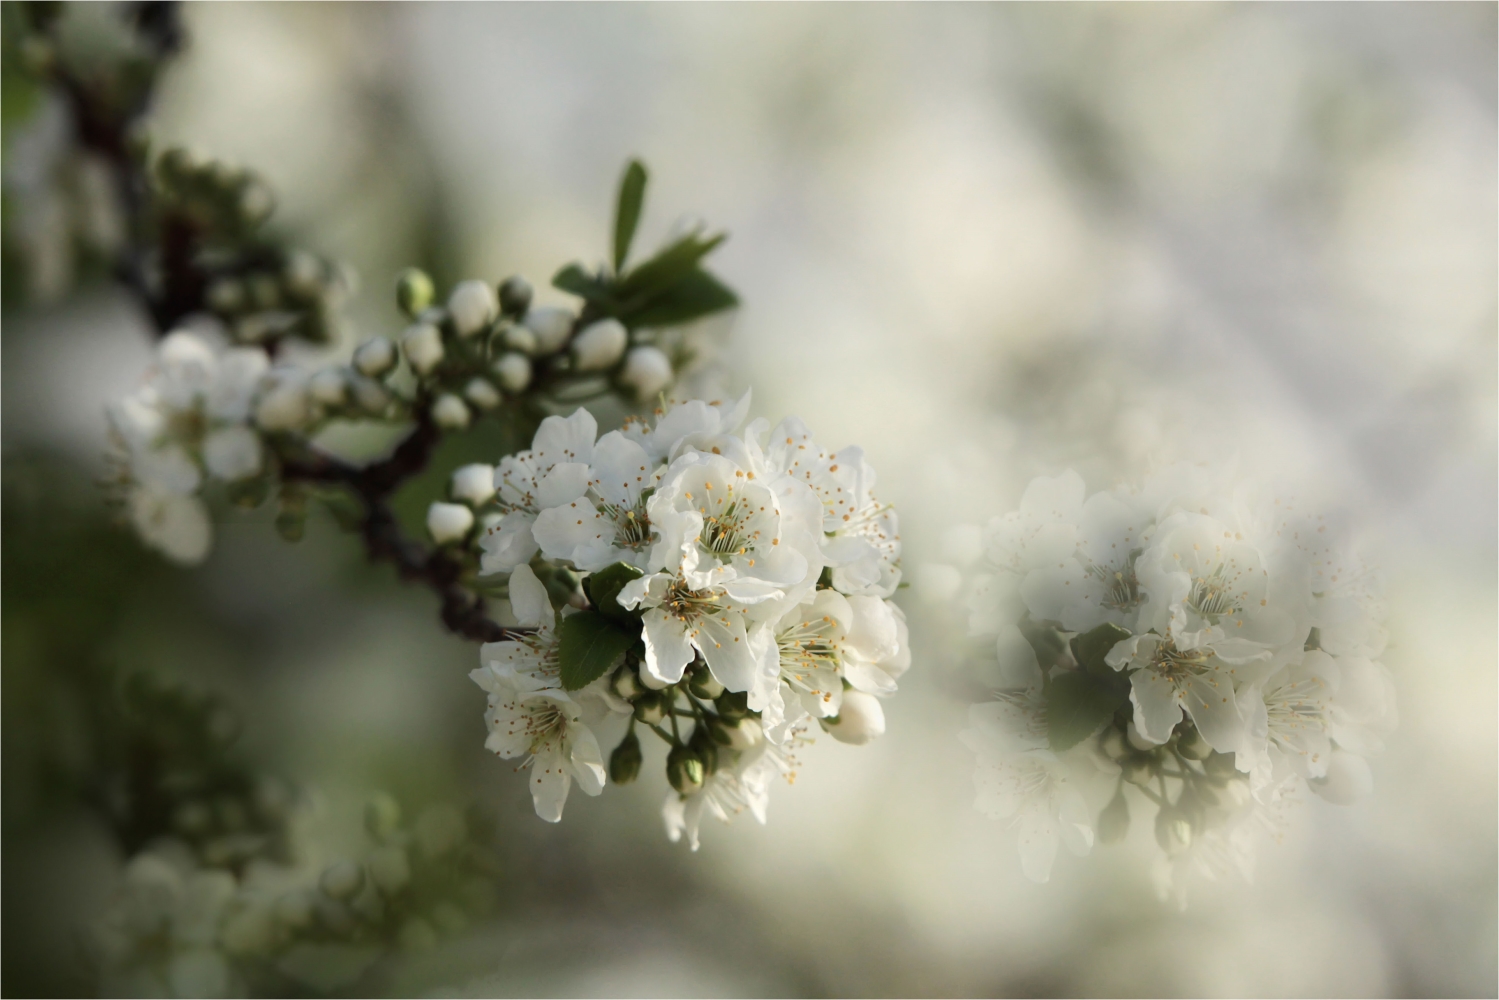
[494,352,532,393]
[426,502,474,544]
[308,368,347,406]
[447,279,497,337]
[503,324,538,355]
[464,377,501,410]
[523,306,573,355]
[284,250,322,297]
[349,374,391,415]
[638,668,671,691]
[432,393,471,430]
[572,318,628,371]
[1312,750,1374,805]
[451,463,496,506]
[724,717,763,751]
[1126,721,1157,751]
[823,691,886,745]
[400,322,444,375]
[619,345,673,398]
[353,336,397,378]
[255,373,311,432]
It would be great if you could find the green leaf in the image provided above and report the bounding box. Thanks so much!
[617,231,726,302]
[1070,622,1133,678]
[582,561,645,626]
[613,159,648,272]
[1047,670,1129,751]
[552,263,615,304]
[1016,614,1068,670]
[557,612,639,691]
[624,268,739,329]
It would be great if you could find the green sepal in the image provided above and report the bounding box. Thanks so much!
[581,561,645,626]
[613,159,648,272]
[1047,670,1130,752]
[556,611,639,691]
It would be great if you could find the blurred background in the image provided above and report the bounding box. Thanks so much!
[3,3,1495,996]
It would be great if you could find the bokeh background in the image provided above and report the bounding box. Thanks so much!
[4,3,1495,996]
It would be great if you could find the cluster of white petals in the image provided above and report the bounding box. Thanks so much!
[470,394,907,840]
[931,464,1395,900]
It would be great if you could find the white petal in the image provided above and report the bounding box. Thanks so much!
[507,564,553,628]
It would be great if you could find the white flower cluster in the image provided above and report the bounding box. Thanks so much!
[926,465,1395,902]
[464,394,907,846]
[106,326,271,564]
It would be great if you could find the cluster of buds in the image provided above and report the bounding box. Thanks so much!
[931,465,1396,902]
[464,395,907,848]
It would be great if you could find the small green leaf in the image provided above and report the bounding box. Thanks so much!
[552,263,615,304]
[557,612,639,691]
[582,561,645,625]
[1047,671,1129,751]
[613,159,648,272]
[1016,614,1068,670]
[617,232,726,302]
[1070,622,1133,678]
[624,268,739,329]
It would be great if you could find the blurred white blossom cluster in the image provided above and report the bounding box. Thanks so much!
[461,393,907,845]
[923,465,1396,904]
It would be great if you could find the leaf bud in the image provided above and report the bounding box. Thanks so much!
[687,664,724,701]
[308,367,347,407]
[400,322,444,375]
[426,501,474,544]
[319,859,365,901]
[499,275,533,316]
[1121,756,1154,785]
[619,345,673,399]
[612,666,643,701]
[1155,808,1193,856]
[465,377,502,410]
[523,306,573,355]
[503,323,539,355]
[368,846,411,896]
[1097,789,1130,843]
[353,335,397,378]
[451,463,496,506]
[633,692,666,725]
[572,318,628,371]
[609,732,644,784]
[447,279,498,338]
[364,792,402,841]
[493,352,532,393]
[821,690,886,745]
[395,267,435,318]
[667,746,705,795]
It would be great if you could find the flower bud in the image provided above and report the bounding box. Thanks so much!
[396,267,435,318]
[667,746,705,794]
[308,368,347,407]
[572,318,628,371]
[451,463,496,506]
[687,665,724,701]
[284,250,323,298]
[718,716,762,751]
[1202,750,1238,779]
[349,374,391,415]
[1311,750,1373,805]
[368,846,411,896]
[619,345,673,399]
[714,690,749,719]
[503,324,539,355]
[609,732,643,784]
[612,667,643,700]
[1121,756,1154,785]
[1126,721,1156,752]
[523,306,573,355]
[822,690,886,745]
[319,859,365,901]
[427,502,474,544]
[633,693,666,725]
[255,373,312,432]
[447,279,497,337]
[1176,725,1212,761]
[353,336,397,378]
[493,352,532,393]
[638,667,672,691]
[207,277,246,313]
[689,726,719,775]
[1098,725,1128,761]
[1098,789,1131,843]
[400,322,444,375]
[465,377,501,410]
[1155,808,1193,856]
[499,275,533,316]
[432,393,472,430]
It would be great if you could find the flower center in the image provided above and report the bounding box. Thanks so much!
[777,616,842,695]
[1086,550,1142,612]
[1150,638,1213,681]
[599,496,652,550]
[700,489,754,561]
[1186,564,1242,622]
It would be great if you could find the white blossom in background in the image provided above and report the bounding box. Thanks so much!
[471,395,907,845]
[105,327,270,564]
[926,464,1395,903]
